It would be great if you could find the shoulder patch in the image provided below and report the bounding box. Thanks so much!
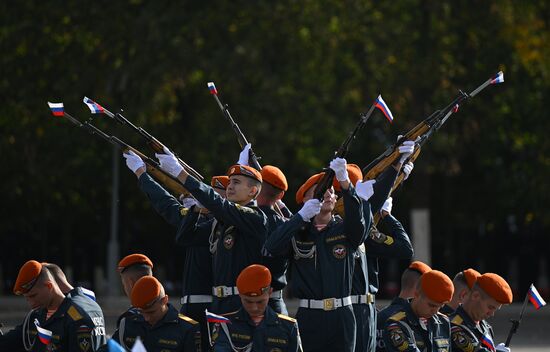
[67,306,83,321]
[451,325,476,352]
[451,315,464,325]
[387,322,410,351]
[383,235,394,245]
[180,207,190,216]
[178,314,199,325]
[277,313,297,323]
[388,311,407,322]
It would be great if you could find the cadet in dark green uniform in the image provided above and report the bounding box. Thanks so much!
[116,276,201,351]
[376,261,431,352]
[212,264,302,351]
[450,273,513,352]
[440,268,481,316]
[382,270,453,352]
[2,260,106,352]
[156,148,268,314]
[264,158,369,352]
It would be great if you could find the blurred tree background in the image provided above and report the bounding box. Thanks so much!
[1,0,548,299]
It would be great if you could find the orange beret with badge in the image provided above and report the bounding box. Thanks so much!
[261,165,288,191]
[476,273,513,304]
[13,260,43,295]
[333,164,363,192]
[227,164,262,183]
[408,260,432,275]
[131,276,163,309]
[211,175,230,190]
[295,173,324,204]
[236,264,272,297]
[118,253,154,273]
[462,268,481,289]
[421,270,454,304]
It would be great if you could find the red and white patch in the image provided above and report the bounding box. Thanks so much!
[332,244,347,259]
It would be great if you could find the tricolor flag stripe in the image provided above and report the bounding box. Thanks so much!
[205,310,230,323]
[528,284,546,310]
[35,324,52,345]
[83,96,105,114]
[374,95,394,123]
[490,71,504,84]
[480,334,495,352]
[207,82,218,95]
[47,102,64,117]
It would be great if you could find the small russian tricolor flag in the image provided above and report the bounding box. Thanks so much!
[207,82,218,95]
[205,309,231,324]
[480,333,495,352]
[490,71,504,84]
[528,284,546,310]
[83,96,105,114]
[34,320,52,345]
[47,102,64,117]
[374,95,394,123]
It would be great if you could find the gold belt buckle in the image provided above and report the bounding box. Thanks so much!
[323,298,336,311]
[367,293,375,304]
[216,287,224,298]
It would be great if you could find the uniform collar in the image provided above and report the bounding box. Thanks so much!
[456,305,489,333]
[150,303,179,329]
[235,306,278,327]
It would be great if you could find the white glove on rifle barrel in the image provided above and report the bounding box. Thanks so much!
[123,150,145,173]
[329,157,348,182]
[156,146,184,178]
[298,199,322,222]
[237,143,252,166]
[355,179,376,201]
[397,135,416,163]
[381,197,393,214]
[496,343,511,352]
[402,162,414,180]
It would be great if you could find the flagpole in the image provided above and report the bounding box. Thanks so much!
[504,284,531,347]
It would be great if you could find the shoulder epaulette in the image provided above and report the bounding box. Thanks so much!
[451,315,464,325]
[67,306,83,321]
[388,311,407,322]
[178,314,199,325]
[277,313,297,323]
[436,312,450,322]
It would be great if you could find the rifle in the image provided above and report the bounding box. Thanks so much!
[82,97,204,181]
[48,104,191,198]
[362,71,504,181]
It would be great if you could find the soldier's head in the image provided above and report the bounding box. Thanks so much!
[257,165,288,206]
[131,276,169,326]
[297,173,337,213]
[449,268,481,309]
[237,264,273,318]
[463,273,512,322]
[14,260,64,310]
[41,262,74,294]
[399,261,432,299]
[226,165,262,204]
[211,175,230,198]
[118,254,153,299]
[411,270,454,319]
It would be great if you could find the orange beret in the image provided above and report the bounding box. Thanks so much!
[131,276,163,309]
[236,264,272,297]
[477,273,513,304]
[14,260,43,295]
[408,261,432,275]
[227,164,262,183]
[333,164,363,192]
[296,173,324,204]
[211,175,230,190]
[421,270,454,304]
[118,254,153,273]
[462,268,481,289]
[261,165,288,191]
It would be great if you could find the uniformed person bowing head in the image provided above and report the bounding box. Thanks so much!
[118,253,154,299]
[212,264,302,352]
[441,268,481,316]
[450,273,513,352]
[383,270,454,352]
[117,276,202,351]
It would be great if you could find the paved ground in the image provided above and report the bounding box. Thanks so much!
[1,297,549,351]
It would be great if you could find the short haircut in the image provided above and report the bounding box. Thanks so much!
[402,268,423,292]
[247,178,262,198]
[260,182,284,200]
[42,263,67,282]
[121,264,152,280]
[453,271,469,291]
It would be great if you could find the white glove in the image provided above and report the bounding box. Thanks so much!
[355,179,376,201]
[123,150,145,173]
[381,197,393,214]
[156,146,183,178]
[298,199,322,222]
[402,162,414,180]
[496,343,510,352]
[237,143,251,166]
[398,137,416,163]
[329,157,348,182]
[181,197,198,209]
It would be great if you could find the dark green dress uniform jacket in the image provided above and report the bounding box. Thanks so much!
[213,306,301,352]
[450,306,496,352]
[183,176,268,314]
[382,302,451,352]
[115,303,201,352]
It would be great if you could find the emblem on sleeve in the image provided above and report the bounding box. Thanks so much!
[223,234,235,249]
[451,328,475,352]
[332,244,347,259]
[388,324,409,352]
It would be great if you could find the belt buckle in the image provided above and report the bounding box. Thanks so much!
[323,298,336,311]
[368,293,374,304]
[215,287,224,298]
